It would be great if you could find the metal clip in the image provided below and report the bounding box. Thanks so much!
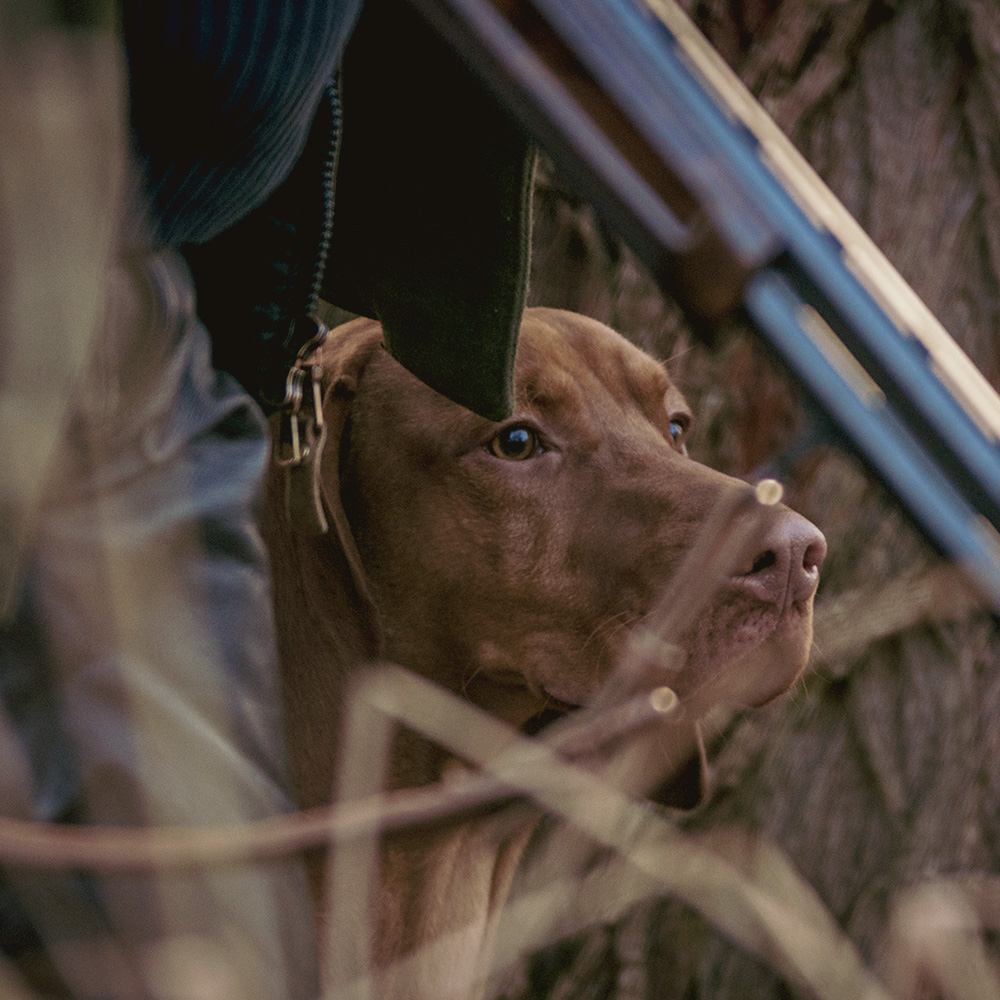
[275,319,330,535]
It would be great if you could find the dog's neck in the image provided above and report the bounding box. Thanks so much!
[368,820,537,1000]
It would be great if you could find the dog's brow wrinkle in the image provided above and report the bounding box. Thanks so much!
[521,367,589,425]
[625,360,672,423]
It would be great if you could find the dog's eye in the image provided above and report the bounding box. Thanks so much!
[489,425,542,461]
[668,415,690,452]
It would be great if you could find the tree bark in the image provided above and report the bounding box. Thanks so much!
[508,0,1000,996]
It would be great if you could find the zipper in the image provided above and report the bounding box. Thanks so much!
[274,75,342,536]
[277,74,342,368]
[307,76,341,319]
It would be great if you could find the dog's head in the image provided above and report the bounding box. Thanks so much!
[299,308,824,718]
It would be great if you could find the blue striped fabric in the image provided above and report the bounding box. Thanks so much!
[122,0,363,246]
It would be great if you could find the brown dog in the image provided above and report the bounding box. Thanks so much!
[263,307,825,996]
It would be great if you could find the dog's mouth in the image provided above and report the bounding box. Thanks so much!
[520,697,580,735]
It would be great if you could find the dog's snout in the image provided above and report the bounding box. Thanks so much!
[734,511,827,606]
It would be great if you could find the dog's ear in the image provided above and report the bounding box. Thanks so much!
[310,318,385,610]
[272,318,384,618]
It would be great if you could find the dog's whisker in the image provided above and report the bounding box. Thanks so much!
[663,343,695,366]
[458,660,489,701]
[581,610,640,653]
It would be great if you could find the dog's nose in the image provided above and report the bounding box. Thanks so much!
[733,510,827,605]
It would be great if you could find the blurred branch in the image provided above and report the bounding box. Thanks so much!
[811,564,986,676]
[0,0,125,615]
